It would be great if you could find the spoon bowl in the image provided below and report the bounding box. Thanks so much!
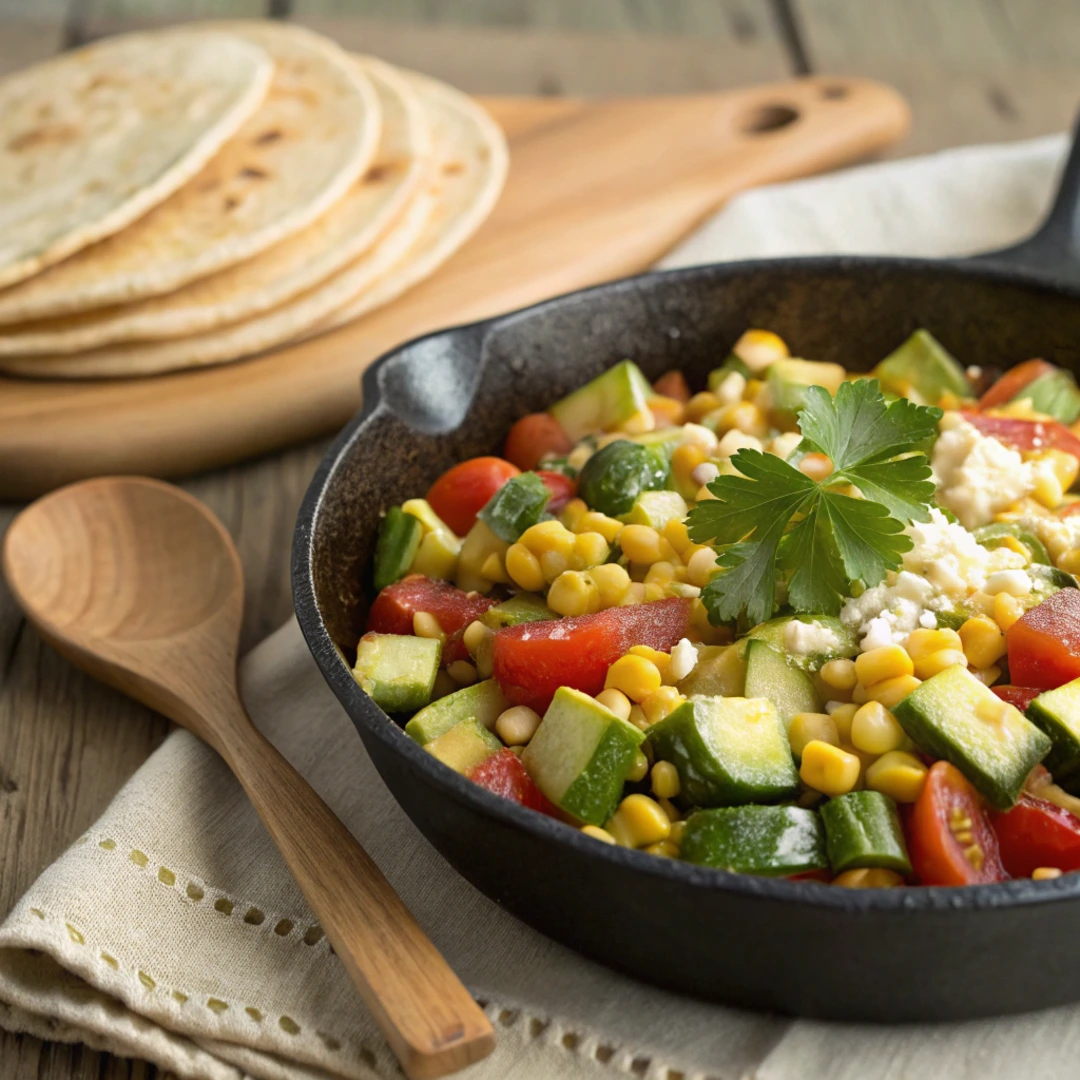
[3,476,494,1080]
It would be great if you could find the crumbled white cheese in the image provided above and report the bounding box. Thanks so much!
[984,569,1032,597]
[717,430,763,456]
[678,423,719,455]
[691,462,720,486]
[931,417,1034,528]
[840,571,949,651]
[784,619,841,657]
[668,637,699,682]
[903,508,1024,601]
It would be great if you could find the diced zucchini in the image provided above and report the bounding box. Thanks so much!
[477,472,551,542]
[973,522,1051,565]
[681,805,827,875]
[744,640,821,728]
[1017,369,1080,425]
[456,521,508,594]
[873,329,969,405]
[424,717,502,775]
[892,665,1051,809]
[647,695,799,807]
[353,633,441,713]
[626,490,688,529]
[1028,678,1080,781]
[820,790,911,874]
[744,614,857,672]
[402,498,457,538]
[401,498,462,579]
[482,593,556,628]
[765,359,847,422]
[549,360,654,441]
[521,686,645,825]
[677,644,746,698]
[405,679,509,745]
[373,507,422,591]
[578,440,669,518]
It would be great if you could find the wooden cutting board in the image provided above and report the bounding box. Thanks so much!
[0,76,908,500]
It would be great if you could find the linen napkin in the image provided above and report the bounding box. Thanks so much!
[0,133,1072,1080]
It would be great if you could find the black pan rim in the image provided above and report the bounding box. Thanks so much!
[292,251,1080,916]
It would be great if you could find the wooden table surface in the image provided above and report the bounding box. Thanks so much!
[2,1,1080,1077]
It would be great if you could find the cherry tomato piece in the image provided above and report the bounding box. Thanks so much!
[977,359,1056,410]
[535,470,577,514]
[503,413,574,472]
[468,749,560,815]
[492,597,692,712]
[367,574,496,640]
[992,685,1042,712]
[991,794,1080,878]
[1059,501,1080,519]
[960,411,1080,458]
[653,370,692,403]
[908,761,1008,886]
[427,457,519,537]
[1007,588,1080,690]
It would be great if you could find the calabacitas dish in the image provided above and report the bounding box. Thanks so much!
[294,117,1080,1020]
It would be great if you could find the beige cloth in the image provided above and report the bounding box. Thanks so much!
[0,134,1072,1080]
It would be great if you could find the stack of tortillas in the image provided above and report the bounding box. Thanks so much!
[0,21,507,378]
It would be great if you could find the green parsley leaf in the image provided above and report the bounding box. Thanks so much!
[687,378,941,625]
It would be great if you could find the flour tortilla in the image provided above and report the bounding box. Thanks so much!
[0,70,507,379]
[0,30,271,291]
[0,59,429,354]
[0,22,380,324]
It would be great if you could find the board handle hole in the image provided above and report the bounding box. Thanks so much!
[821,84,849,100]
[742,104,800,134]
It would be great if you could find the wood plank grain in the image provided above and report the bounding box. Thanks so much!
[793,0,1080,155]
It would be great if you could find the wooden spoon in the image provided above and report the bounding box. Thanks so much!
[1,476,495,1079]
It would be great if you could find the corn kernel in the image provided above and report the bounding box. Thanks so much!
[905,627,963,660]
[618,407,656,435]
[672,443,708,488]
[619,524,666,564]
[495,705,542,746]
[971,665,1002,686]
[412,611,445,642]
[851,683,869,705]
[480,552,509,583]
[958,616,1008,669]
[651,760,682,799]
[645,840,680,858]
[865,674,921,709]
[620,582,648,607]
[462,619,490,658]
[1060,548,1080,575]
[711,401,767,438]
[605,654,663,702]
[1030,454,1067,508]
[733,328,789,372]
[820,658,858,692]
[865,750,928,803]
[587,563,632,608]
[571,530,610,570]
[626,749,650,783]
[993,591,1023,631]
[577,511,623,543]
[596,687,632,721]
[662,519,693,560]
[912,648,969,681]
[717,430,764,456]
[855,645,914,688]
[828,702,859,742]
[668,820,687,847]
[788,712,840,758]
[649,394,686,427]
[685,546,719,588]
[1033,867,1064,881]
[446,660,478,686]
[561,497,589,531]
[686,391,721,423]
[642,561,675,587]
[799,740,861,797]
[539,550,570,581]
[798,452,833,482]
[547,570,601,617]
[628,644,672,675]
[520,519,575,558]
[643,582,667,602]
[410,529,459,579]
[640,685,685,726]
[566,445,592,472]
[505,543,545,592]
[628,704,649,730]
[832,868,905,888]
[580,825,617,845]
[606,794,671,848]
[850,701,906,755]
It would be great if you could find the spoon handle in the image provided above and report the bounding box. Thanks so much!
[214,702,495,1080]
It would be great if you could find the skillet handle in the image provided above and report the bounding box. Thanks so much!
[969,108,1080,287]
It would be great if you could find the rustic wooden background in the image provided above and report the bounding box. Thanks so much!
[1,1,1080,1077]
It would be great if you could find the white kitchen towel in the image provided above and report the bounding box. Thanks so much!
[0,133,1073,1080]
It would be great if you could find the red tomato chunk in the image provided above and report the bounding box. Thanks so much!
[503,413,573,472]
[367,574,496,640]
[991,794,1080,878]
[536,470,577,514]
[960,411,1080,458]
[1007,588,1080,690]
[908,762,1007,886]
[468,749,559,815]
[492,597,692,712]
[427,457,519,537]
[976,359,1055,410]
[992,685,1042,712]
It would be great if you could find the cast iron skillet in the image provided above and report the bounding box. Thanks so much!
[293,118,1080,1022]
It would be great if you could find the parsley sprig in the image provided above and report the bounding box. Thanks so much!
[686,379,942,626]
